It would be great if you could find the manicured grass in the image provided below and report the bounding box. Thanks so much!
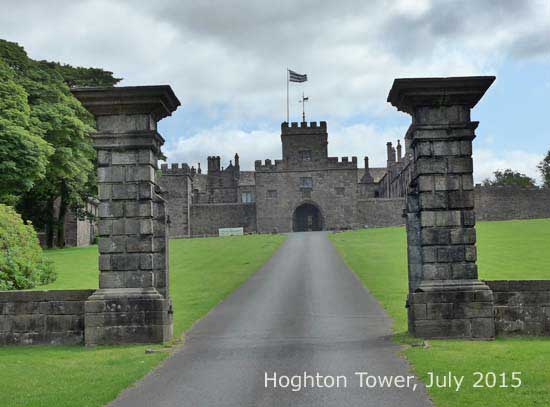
[330,218,550,407]
[0,234,285,407]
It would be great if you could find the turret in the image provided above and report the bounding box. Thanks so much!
[234,153,240,169]
[197,162,202,174]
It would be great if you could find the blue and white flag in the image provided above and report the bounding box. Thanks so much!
[289,69,307,83]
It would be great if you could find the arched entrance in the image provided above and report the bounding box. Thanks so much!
[292,203,323,232]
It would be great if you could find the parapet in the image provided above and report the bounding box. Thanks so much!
[327,156,358,169]
[255,159,284,171]
[160,162,191,175]
[281,121,327,135]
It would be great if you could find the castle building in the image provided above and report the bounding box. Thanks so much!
[158,120,550,238]
[159,121,393,237]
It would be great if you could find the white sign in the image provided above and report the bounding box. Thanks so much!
[218,227,244,237]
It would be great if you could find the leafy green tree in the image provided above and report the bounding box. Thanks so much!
[0,59,53,204]
[0,39,120,247]
[482,169,537,187]
[0,204,56,290]
[537,150,550,188]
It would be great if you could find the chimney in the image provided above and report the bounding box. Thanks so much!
[234,153,240,169]
[386,142,395,167]
[364,156,369,170]
[197,162,202,174]
[397,140,402,162]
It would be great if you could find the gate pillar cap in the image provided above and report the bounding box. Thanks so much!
[387,76,495,114]
[71,85,181,121]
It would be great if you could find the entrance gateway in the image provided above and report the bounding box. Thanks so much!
[293,203,323,232]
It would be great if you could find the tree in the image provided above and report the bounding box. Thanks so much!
[0,39,120,247]
[482,169,537,188]
[0,59,53,204]
[537,150,550,188]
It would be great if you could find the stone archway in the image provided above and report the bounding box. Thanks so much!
[292,202,323,232]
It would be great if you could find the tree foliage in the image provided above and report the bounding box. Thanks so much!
[537,150,550,188]
[0,38,120,247]
[0,204,56,290]
[0,58,53,204]
[482,169,537,188]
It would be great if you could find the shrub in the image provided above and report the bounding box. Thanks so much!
[0,204,56,290]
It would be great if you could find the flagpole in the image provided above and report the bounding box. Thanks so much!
[286,68,289,123]
[302,92,305,123]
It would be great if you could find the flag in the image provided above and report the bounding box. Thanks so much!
[289,69,307,83]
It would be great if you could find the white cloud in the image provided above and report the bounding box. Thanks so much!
[2,0,549,179]
[473,148,543,184]
[163,122,406,171]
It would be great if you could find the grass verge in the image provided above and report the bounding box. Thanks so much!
[0,234,285,407]
[330,219,550,407]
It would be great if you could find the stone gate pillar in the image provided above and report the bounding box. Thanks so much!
[71,86,180,345]
[387,76,496,339]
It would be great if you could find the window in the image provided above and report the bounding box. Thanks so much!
[300,177,313,189]
[241,192,255,203]
[300,150,312,161]
[267,190,278,199]
[335,187,345,196]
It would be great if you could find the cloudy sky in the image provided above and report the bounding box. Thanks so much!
[2,0,549,182]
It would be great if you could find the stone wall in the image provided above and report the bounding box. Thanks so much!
[190,203,257,236]
[0,290,94,345]
[356,198,405,228]
[475,186,550,221]
[158,164,192,238]
[486,280,550,336]
[255,167,358,233]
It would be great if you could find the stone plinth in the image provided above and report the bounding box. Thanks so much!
[388,76,496,339]
[72,86,180,345]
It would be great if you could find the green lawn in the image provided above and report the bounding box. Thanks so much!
[330,218,550,407]
[0,234,285,407]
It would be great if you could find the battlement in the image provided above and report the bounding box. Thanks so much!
[160,162,191,175]
[327,156,358,169]
[281,121,327,135]
[254,159,284,171]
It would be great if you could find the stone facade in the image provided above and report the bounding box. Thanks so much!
[0,290,94,345]
[72,86,178,345]
[388,76,497,339]
[486,281,550,336]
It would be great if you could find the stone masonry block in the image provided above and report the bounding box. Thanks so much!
[453,302,493,319]
[434,175,460,191]
[126,165,155,182]
[112,183,138,200]
[99,202,124,218]
[421,228,451,245]
[432,140,461,156]
[99,254,111,271]
[98,220,113,236]
[417,175,433,192]
[98,236,126,253]
[427,303,453,319]
[462,210,476,226]
[110,253,140,271]
[450,227,476,244]
[111,151,137,165]
[98,184,112,200]
[419,191,448,210]
[97,150,111,165]
[451,262,478,279]
[447,157,473,174]
[422,263,452,279]
[126,236,153,253]
[412,304,427,320]
[416,157,447,175]
[448,190,474,209]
